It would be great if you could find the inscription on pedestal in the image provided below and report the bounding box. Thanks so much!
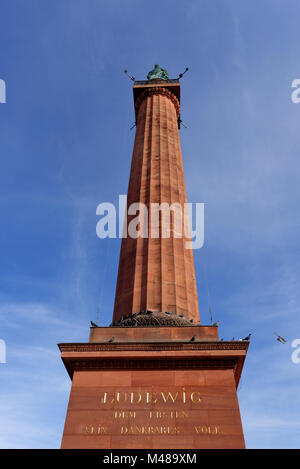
[82,388,224,437]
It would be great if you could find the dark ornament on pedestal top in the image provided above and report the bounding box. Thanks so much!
[112,310,195,327]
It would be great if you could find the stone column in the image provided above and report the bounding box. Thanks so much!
[113,85,200,323]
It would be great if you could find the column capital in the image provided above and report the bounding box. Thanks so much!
[135,86,180,120]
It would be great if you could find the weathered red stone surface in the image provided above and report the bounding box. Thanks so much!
[60,338,247,449]
[113,82,199,323]
[89,325,219,343]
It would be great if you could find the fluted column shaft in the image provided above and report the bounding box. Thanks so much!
[113,86,199,323]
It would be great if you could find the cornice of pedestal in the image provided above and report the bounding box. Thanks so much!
[58,341,248,388]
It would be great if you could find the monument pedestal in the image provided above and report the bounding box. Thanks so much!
[59,326,248,449]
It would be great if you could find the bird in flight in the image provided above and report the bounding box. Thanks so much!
[274,333,286,344]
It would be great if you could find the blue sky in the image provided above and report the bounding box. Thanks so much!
[0,0,300,448]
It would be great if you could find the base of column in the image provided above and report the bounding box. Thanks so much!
[59,326,248,449]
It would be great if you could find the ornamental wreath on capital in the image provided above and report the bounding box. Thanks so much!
[135,87,180,119]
